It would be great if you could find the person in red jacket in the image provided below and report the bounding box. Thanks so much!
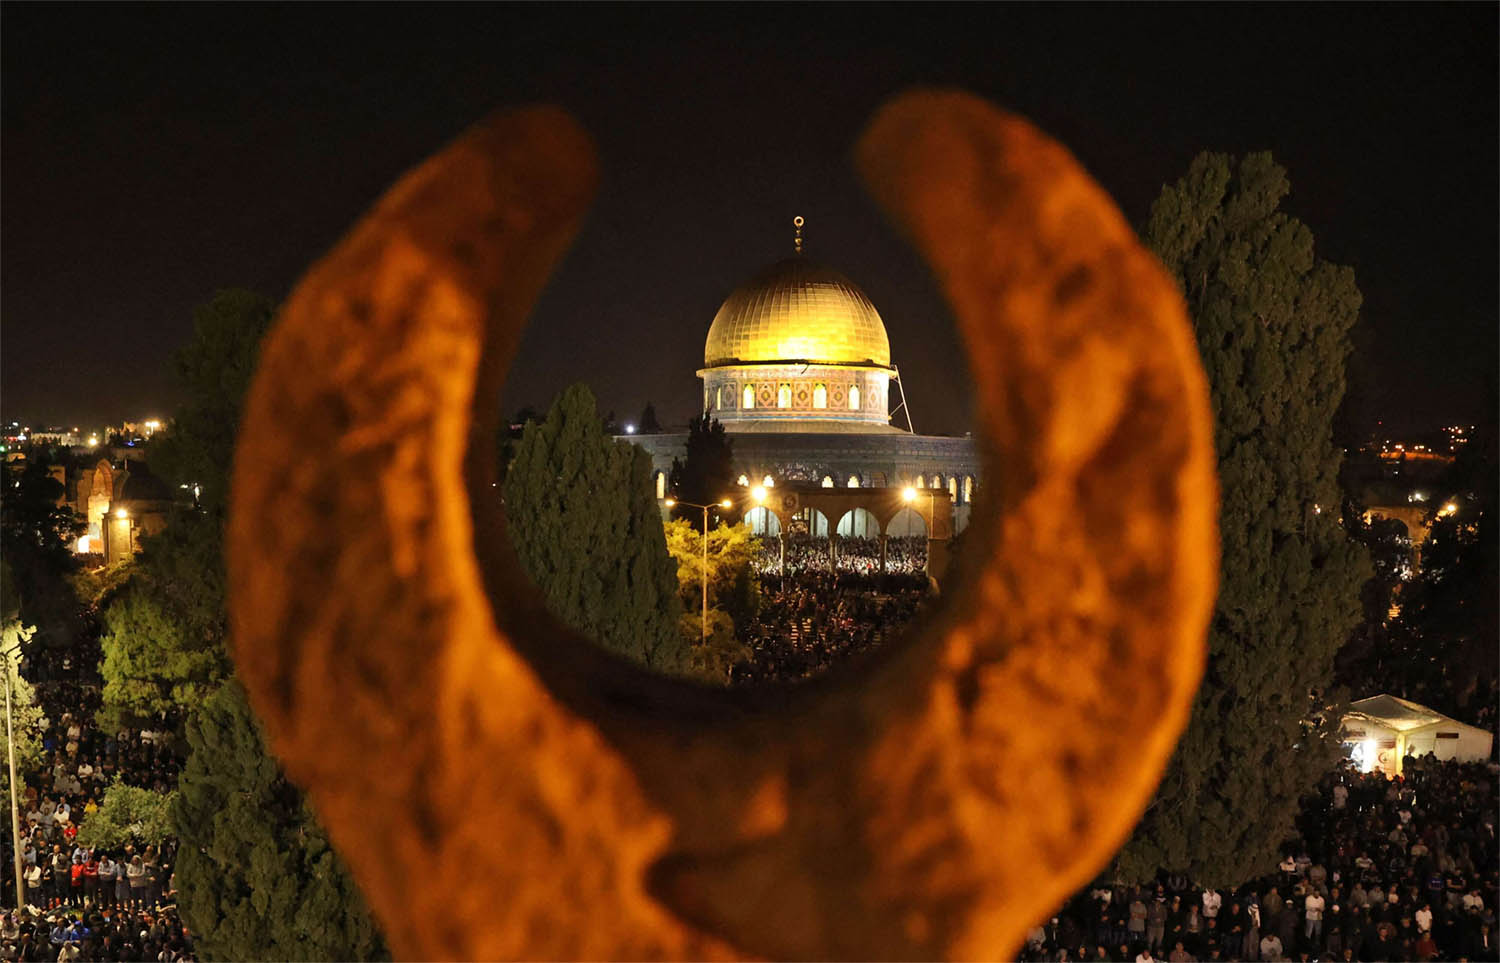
[68,856,84,905]
[80,853,99,907]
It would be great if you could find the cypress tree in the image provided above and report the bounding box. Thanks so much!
[1119,152,1369,886]
[667,411,737,531]
[173,681,386,962]
[504,383,687,672]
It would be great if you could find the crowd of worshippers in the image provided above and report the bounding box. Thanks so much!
[753,534,929,576]
[1017,757,1499,963]
[0,665,192,961]
[732,570,930,684]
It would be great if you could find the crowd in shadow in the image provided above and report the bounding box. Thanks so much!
[1020,759,1498,963]
[732,568,930,684]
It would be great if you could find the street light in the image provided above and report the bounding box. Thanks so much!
[664,497,733,645]
[903,486,938,576]
[0,642,22,912]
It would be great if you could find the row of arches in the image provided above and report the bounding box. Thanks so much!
[744,505,929,539]
[653,471,977,506]
[717,383,863,411]
[914,473,975,505]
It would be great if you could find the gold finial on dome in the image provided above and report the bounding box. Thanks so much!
[793,215,804,255]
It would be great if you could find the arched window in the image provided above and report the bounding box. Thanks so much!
[849,384,861,410]
[742,384,755,409]
[777,383,792,408]
[836,508,879,538]
[762,475,775,488]
[813,383,827,409]
[916,476,925,489]
[821,475,834,488]
[655,472,666,500]
[745,506,781,536]
[963,475,974,504]
[737,474,749,487]
[948,477,958,500]
[847,475,861,488]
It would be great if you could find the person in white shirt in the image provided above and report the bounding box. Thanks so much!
[1415,903,1433,933]
[1202,889,1221,920]
[1305,891,1325,942]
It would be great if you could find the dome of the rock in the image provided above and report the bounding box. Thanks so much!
[703,258,891,368]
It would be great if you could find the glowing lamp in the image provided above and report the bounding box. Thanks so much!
[902,486,918,503]
[718,499,732,509]
[750,485,767,504]
[114,509,128,520]
[663,499,676,508]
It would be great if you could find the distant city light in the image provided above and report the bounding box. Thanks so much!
[624,424,636,434]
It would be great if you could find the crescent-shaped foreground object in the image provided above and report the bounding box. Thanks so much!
[227,91,1217,961]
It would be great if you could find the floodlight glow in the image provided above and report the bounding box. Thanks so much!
[903,487,918,503]
[750,486,767,504]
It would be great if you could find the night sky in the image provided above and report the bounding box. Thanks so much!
[3,5,1495,439]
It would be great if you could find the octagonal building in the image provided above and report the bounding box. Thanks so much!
[626,225,981,534]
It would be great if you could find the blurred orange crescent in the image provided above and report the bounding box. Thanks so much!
[228,90,1217,960]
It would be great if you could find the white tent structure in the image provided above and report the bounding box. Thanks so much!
[1340,694,1494,777]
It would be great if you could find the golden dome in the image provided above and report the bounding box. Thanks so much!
[704,258,891,368]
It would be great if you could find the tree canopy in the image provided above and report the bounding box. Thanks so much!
[663,519,760,681]
[1119,152,1368,886]
[504,383,688,673]
[77,780,176,851]
[106,288,388,959]
[173,682,386,962]
[148,289,276,515]
[667,411,737,531]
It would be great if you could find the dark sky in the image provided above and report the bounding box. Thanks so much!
[3,5,1495,439]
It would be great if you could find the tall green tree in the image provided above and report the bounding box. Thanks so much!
[149,289,277,513]
[173,682,386,962]
[109,288,387,958]
[1119,152,1369,886]
[504,384,687,672]
[667,412,737,531]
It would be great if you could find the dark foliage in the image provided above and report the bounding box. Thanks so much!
[1120,152,1369,886]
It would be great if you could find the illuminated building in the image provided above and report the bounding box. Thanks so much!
[625,220,980,538]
